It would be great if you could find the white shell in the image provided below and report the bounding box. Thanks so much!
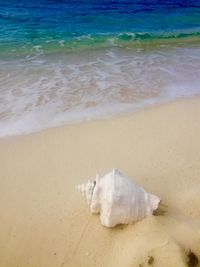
[77,169,160,228]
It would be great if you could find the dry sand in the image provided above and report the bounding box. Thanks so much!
[1,98,200,267]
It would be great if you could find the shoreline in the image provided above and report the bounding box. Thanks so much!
[1,43,200,139]
[1,97,200,267]
[1,95,200,141]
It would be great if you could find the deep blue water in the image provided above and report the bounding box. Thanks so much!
[0,0,200,56]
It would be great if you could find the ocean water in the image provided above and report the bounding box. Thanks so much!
[1,0,200,137]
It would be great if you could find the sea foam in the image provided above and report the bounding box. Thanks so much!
[1,46,200,137]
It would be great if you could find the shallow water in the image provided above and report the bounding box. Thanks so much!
[1,0,200,137]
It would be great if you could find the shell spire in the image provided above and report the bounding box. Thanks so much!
[76,179,96,205]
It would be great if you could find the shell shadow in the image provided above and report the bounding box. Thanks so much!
[153,202,168,216]
[111,224,128,231]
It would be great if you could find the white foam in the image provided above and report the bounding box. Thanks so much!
[1,46,200,137]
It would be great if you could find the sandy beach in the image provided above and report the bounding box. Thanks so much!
[1,97,200,267]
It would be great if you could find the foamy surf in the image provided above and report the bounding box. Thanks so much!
[1,47,200,137]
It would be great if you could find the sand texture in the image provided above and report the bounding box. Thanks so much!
[1,98,200,267]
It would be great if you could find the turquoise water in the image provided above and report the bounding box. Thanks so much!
[1,0,200,56]
[1,0,200,136]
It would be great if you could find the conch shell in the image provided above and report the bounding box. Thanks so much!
[77,169,160,228]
